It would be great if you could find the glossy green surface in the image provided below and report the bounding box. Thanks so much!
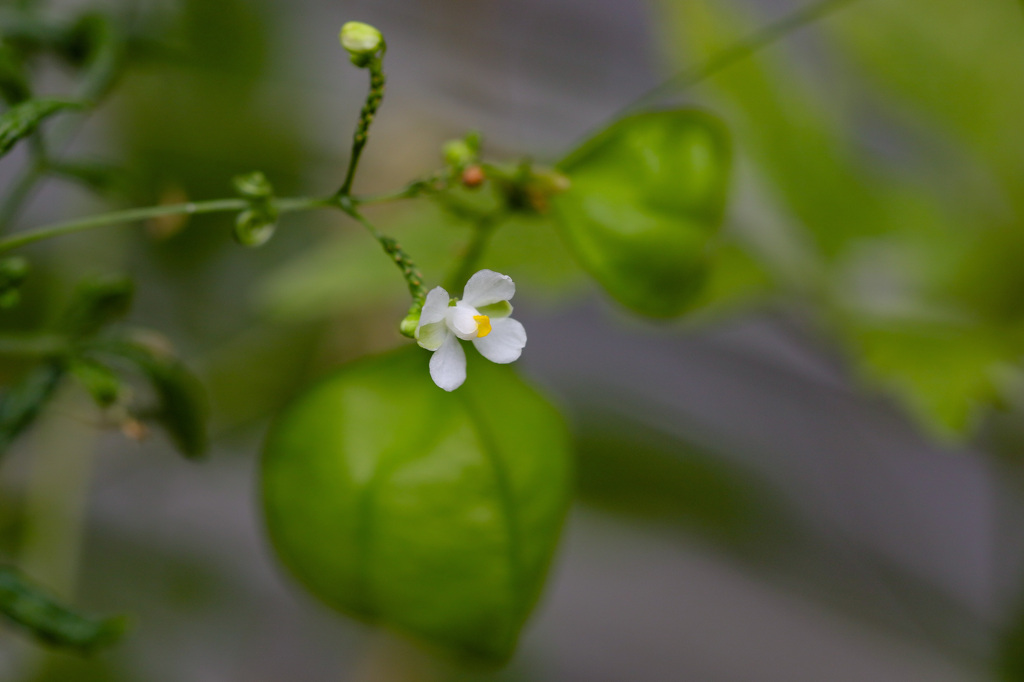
[553,109,731,317]
[260,347,572,662]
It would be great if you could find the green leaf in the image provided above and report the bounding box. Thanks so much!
[552,109,732,317]
[0,43,30,105]
[0,362,64,456]
[56,275,134,339]
[68,358,121,408]
[261,347,572,663]
[101,341,208,459]
[660,0,1024,439]
[60,13,125,100]
[828,0,1024,204]
[0,565,126,654]
[0,98,84,158]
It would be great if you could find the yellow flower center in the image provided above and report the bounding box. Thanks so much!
[473,315,492,338]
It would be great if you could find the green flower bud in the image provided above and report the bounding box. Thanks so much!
[340,22,384,66]
[233,171,273,199]
[399,309,420,339]
[443,139,473,167]
[442,131,482,168]
[234,210,277,248]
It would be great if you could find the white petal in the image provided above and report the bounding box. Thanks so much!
[416,321,449,351]
[472,317,526,364]
[418,287,451,328]
[429,333,467,391]
[447,301,480,340]
[462,269,515,308]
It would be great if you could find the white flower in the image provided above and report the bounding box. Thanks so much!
[415,270,527,391]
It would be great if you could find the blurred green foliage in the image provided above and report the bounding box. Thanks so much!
[553,109,731,317]
[660,0,1024,440]
[0,565,125,653]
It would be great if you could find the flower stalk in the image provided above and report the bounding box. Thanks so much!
[337,22,387,198]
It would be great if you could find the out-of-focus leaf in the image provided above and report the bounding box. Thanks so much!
[0,255,29,309]
[261,347,572,663]
[845,319,1012,439]
[684,239,775,318]
[829,0,1024,208]
[100,341,208,459]
[0,362,63,456]
[68,357,120,408]
[0,98,84,157]
[996,595,1024,681]
[62,13,125,100]
[56,276,134,339]
[0,565,126,654]
[662,0,893,262]
[0,42,30,104]
[661,0,1023,438]
[552,109,732,317]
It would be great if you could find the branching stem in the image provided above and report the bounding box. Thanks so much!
[0,196,333,254]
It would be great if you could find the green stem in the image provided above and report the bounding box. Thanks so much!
[338,55,386,197]
[354,173,442,206]
[0,196,333,254]
[0,334,67,356]
[445,216,499,292]
[613,0,862,117]
[341,206,426,305]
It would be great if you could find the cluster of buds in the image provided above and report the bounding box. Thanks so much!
[233,171,278,247]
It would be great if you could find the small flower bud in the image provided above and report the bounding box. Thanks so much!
[340,22,384,66]
[399,308,421,339]
[442,132,482,168]
[443,139,474,167]
[234,210,277,248]
[461,165,485,189]
[233,171,273,199]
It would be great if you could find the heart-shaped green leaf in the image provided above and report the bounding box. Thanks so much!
[261,347,572,663]
[553,109,731,317]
